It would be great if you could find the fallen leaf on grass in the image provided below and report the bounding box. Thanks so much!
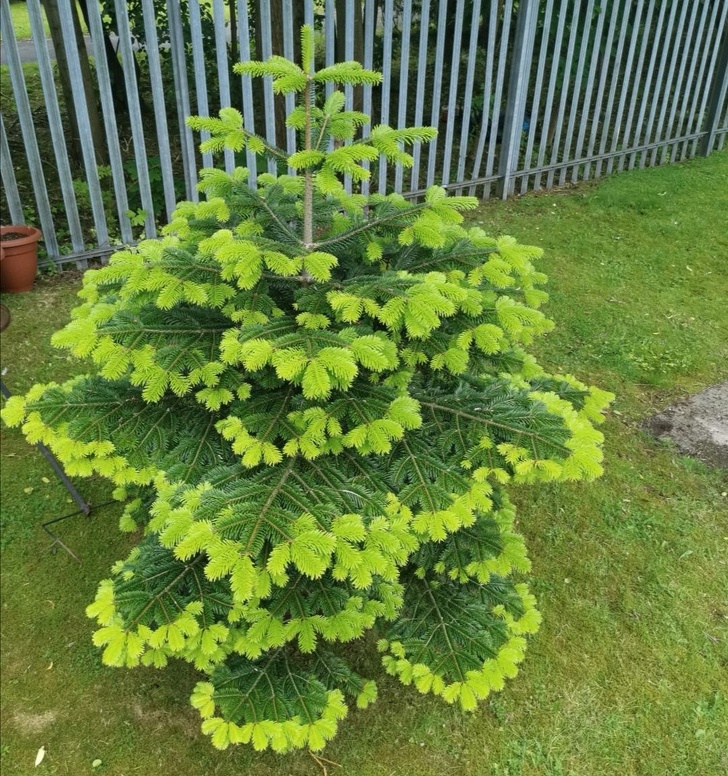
[24,487,34,495]
[41,477,50,484]
[35,746,46,767]
[92,759,102,768]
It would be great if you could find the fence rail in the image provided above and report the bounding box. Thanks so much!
[1,0,727,268]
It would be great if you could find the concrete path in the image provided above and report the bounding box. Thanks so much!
[1,34,96,66]
[1,28,233,66]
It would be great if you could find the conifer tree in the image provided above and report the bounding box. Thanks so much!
[2,29,612,753]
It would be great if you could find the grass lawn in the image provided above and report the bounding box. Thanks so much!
[3,1,51,41]
[1,152,727,775]
[1,0,223,41]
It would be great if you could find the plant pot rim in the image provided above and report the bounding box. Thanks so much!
[0,225,43,250]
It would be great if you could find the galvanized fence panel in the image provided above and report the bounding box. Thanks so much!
[594,0,636,179]
[534,0,570,189]
[237,0,258,184]
[409,0,432,194]
[26,0,84,253]
[189,0,213,170]
[113,0,157,237]
[0,112,23,225]
[658,1,699,166]
[85,0,133,245]
[1,0,59,258]
[1,0,727,269]
[168,0,198,201]
[680,0,724,160]
[456,0,483,186]
[394,0,413,193]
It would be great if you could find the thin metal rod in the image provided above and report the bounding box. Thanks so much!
[37,243,126,267]
[0,380,89,514]
[42,501,116,562]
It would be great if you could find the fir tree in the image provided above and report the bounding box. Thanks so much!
[2,28,612,753]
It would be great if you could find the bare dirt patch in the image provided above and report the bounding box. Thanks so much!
[11,710,57,735]
[131,700,199,739]
[644,382,728,468]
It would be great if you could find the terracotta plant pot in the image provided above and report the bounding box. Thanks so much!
[0,225,42,293]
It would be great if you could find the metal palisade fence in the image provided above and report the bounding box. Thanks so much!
[1,0,727,268]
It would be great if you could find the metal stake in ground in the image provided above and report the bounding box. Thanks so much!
[0,302,93,560]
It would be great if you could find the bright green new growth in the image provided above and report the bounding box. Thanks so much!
[2,28,612,754]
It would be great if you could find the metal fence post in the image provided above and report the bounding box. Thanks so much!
[699,23,728,156]
[497,0,538,199]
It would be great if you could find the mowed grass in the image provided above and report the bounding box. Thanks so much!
[3,1,51,41]
[1,153,727,776]
[1,0,221,41]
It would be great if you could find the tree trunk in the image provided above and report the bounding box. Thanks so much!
[76,0,127,113]
[41,0,107,165]
[268,0,288,149]
[228,0,238,66]
[293,1,304,66]
[41,0,81,163]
